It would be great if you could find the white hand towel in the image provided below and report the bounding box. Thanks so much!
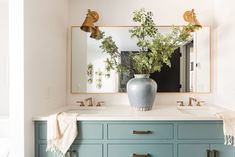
[47,112,78,156]
[217,111,235,146]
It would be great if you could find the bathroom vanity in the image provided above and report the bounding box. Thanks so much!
[52,25,226,157]
[34,105,235,157]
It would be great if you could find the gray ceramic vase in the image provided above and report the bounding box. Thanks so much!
[127,74,157,111]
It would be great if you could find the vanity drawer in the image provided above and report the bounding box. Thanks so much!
[108,144,173,157]
[177,122,224,140]
[107,123,174,140]
[76,122,103,140]
[36,122,103,140]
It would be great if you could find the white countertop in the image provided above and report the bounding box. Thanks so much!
[33,104,227,121]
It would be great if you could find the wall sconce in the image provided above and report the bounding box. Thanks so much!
[90,26,103,40]
[183,9,202,28]
[81,9,99,32]
[80,9,102,40]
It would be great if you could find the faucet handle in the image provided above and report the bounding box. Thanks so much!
[76,101,85,107]
[196,101,205,106]
[176,101,184,106]
[96,101,104,107]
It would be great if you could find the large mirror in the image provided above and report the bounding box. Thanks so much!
[71,26,211,93]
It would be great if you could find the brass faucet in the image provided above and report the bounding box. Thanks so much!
[85,97,93,106]
[188,97,197,106]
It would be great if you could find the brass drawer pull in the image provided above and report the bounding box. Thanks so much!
[133,153,151,157]
[67,150,77,157]
[133,130,152,134]
[206,149,211,157]
[211,150,218,157]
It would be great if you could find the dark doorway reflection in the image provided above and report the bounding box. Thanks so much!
[119,47,186,92]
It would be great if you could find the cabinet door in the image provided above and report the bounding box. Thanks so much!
[178,144,209,157]
[210,144,235,157]
[70,144,103,157]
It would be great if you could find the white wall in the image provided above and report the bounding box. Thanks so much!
[24,0,69,157]
[67,0,215,106]
[69,0,214,25]
[0,117,9,139]
[214,0,235,110]
[0,0,9,116]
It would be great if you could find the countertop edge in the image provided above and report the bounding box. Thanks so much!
[33,116,222,121]
[32,104,225,121]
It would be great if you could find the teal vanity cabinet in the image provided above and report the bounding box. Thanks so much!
[35,121,104,157]
[106,122,174,157]
[177,122,235,157]
[178,144,234,157]
[35,121,235,157]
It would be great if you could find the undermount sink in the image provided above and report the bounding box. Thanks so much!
[177,106,219,115]
[65,106,106,113]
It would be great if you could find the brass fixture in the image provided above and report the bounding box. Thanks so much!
[133,130,152,134]
[66,150,77,157]
[76,101,85,107]
[188,97,197,106]
[96,101,104,107]
[80,9,102,39]
[183,9,202,31]
[85,97,93,106]
[133,153,150,157]
[90,26,103,40]
[196,101,205,106]
[176,101,184,106]
[81,9,99,32]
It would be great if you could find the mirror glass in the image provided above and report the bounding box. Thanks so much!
[71,26,211,93]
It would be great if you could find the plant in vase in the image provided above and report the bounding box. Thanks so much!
[99,8,200,111]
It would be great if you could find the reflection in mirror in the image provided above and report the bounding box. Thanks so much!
[71,26,211,93]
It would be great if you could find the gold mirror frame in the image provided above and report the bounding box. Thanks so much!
[69,25,212,94]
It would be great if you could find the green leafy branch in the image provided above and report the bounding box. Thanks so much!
[99,36,129,73]
[99,8,200,74]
